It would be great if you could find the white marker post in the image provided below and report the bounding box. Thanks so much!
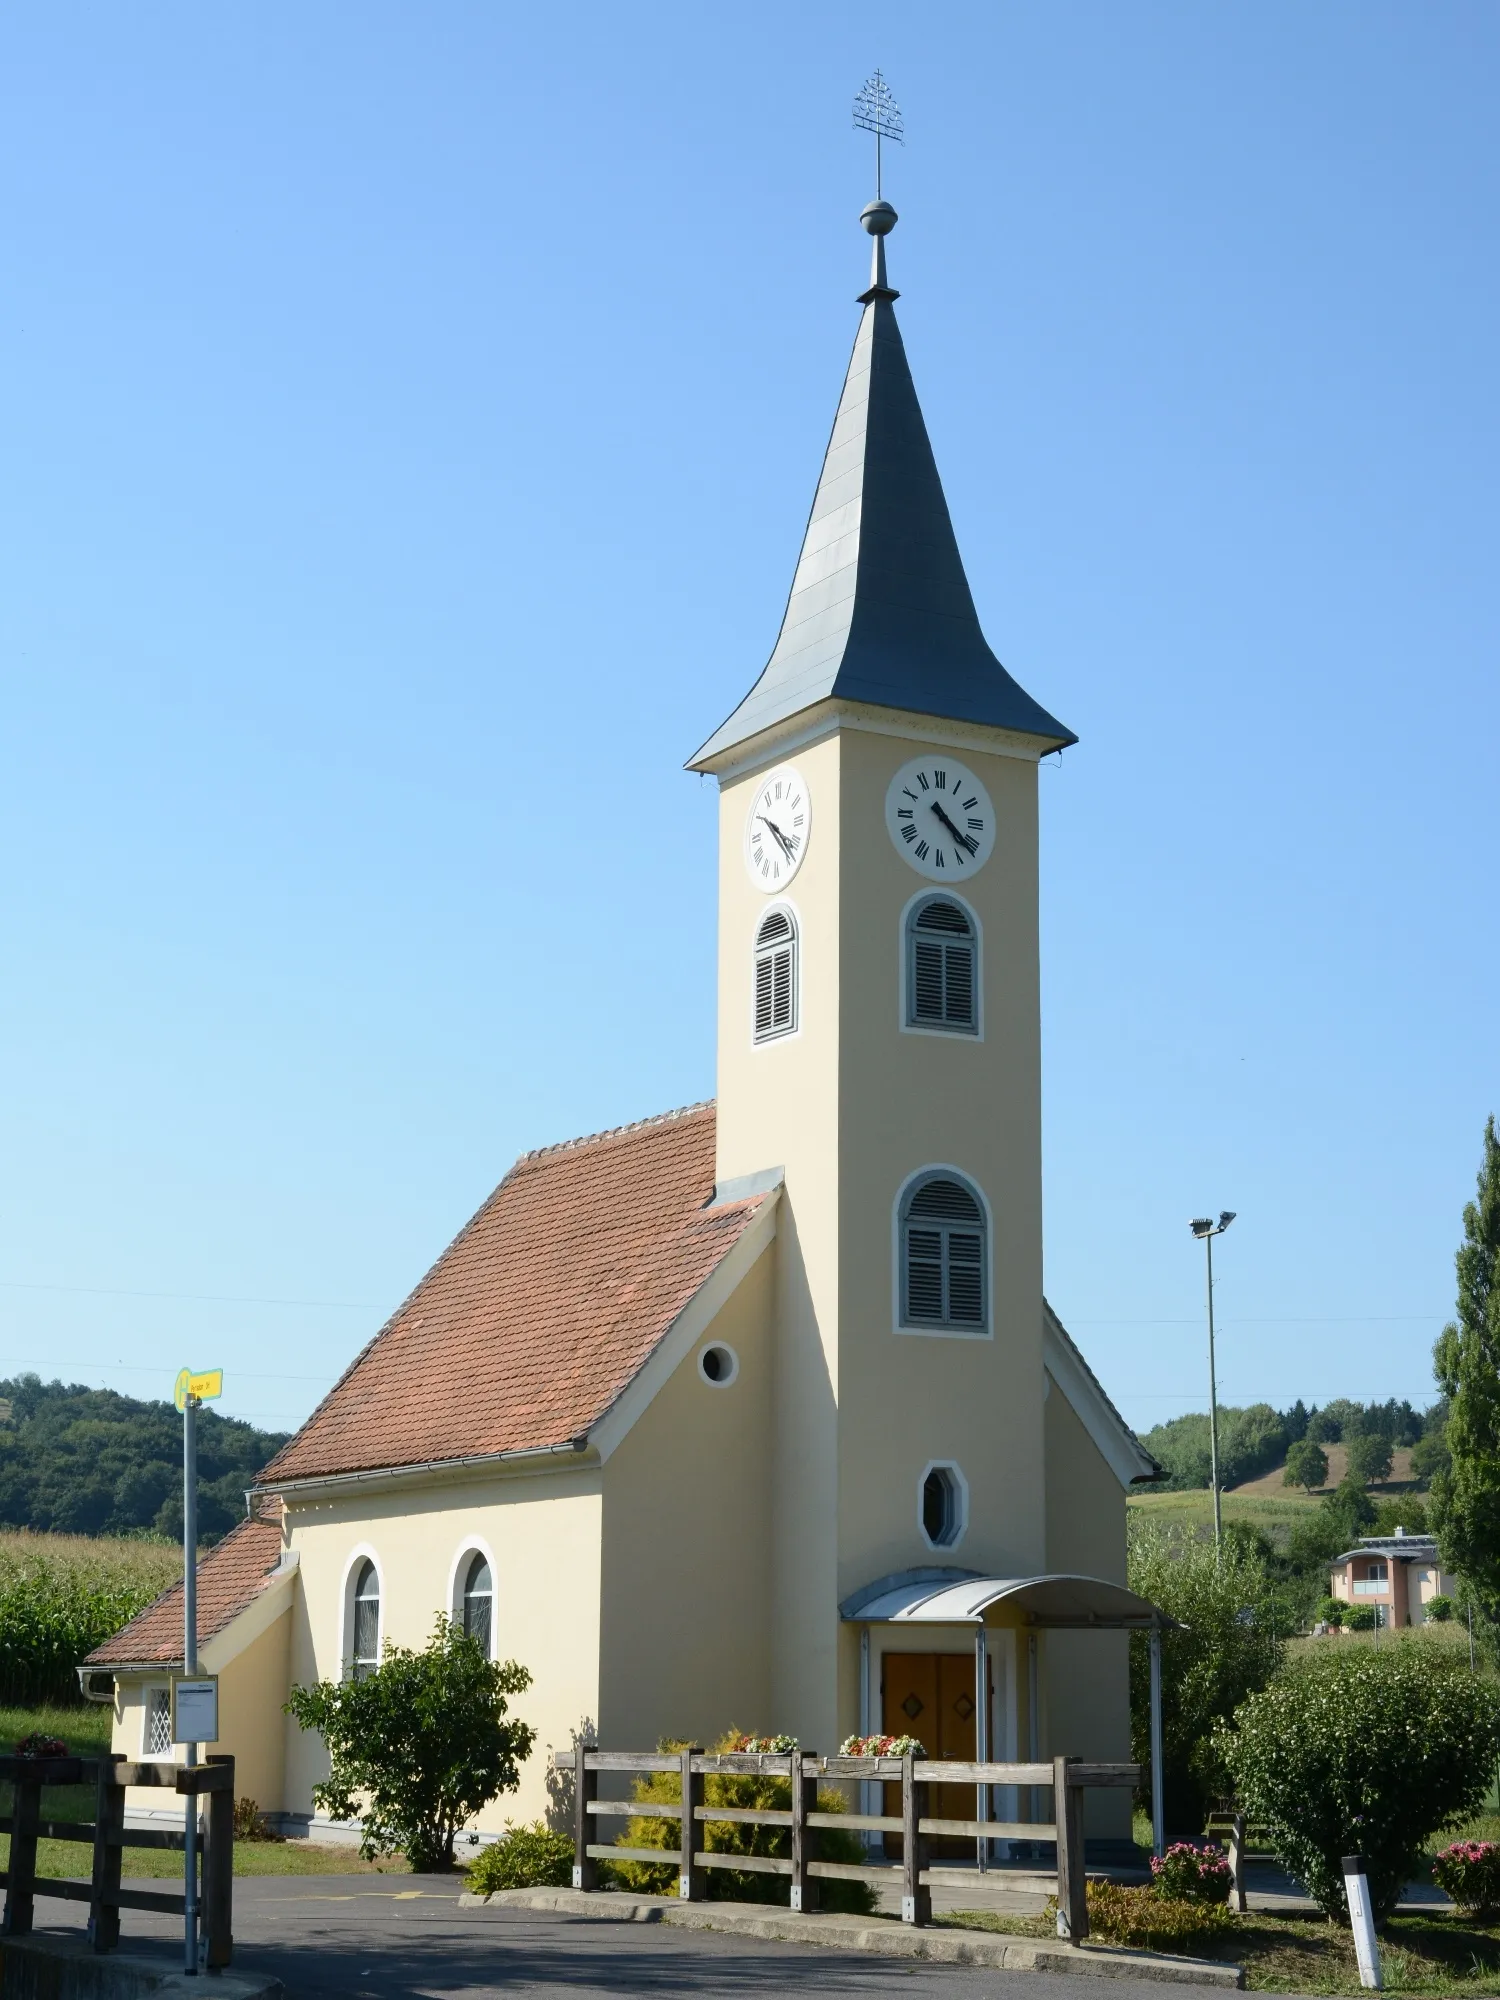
[173,1367,224,1978]
[1343,1853,1383,1989]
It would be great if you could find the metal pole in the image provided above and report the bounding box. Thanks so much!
[183,1394,198,1976]
[1149,1625,1165,1858]
[975,1626,989,1870]
[1206,1232,1222,1555]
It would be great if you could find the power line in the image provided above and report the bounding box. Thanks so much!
[0,1280,375,1311]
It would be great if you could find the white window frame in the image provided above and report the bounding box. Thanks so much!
[697,1341,740,1388]
[340,1545,384,1680]
[898,889,983,1040]
[750,898,802,1048]
[892,1165,994,1340]
[917,1460,970,1551]
[446,1539,498,1661]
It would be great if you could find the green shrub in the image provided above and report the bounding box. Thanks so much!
[610,1731,877,1915]
[1049,1882,1236,1953]
[1426,1595,1455,1623]
[1221,1638,1500,1920]
[231,1797,284,1842]
[1318,1597,1345,1629]
[1148,1841,1232,1905]
[1345,1604,1377,1631]
[467,1821,573,1892]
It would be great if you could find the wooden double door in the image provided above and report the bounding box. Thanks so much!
[881,1650,991,1858]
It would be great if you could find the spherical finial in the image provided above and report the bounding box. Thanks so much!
[861,199,898,238]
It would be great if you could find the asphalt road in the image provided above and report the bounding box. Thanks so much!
[29,1878,1235,1999]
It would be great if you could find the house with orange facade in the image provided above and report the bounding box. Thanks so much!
[1330,1531,1456,1627]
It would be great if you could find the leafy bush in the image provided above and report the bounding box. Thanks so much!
[1318,1597,1345,1629]
[286,1618,535,1870]
[1049,1882,1236,1953]
[1128,1523,1283,1831]
[610,1730,877,1914]
[1221,1639,1500,1920]
[1345,1604,1377,1631]
[232,1797,283,1842]
[467,1821,573,1892]
[1149,1841,1232,1905]
[1432,1840,1500,1918]
[1426,1595,1455,1623]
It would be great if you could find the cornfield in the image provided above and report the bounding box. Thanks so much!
[0,1532,179,1704]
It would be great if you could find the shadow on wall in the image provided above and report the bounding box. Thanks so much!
[545,1718,597,1834]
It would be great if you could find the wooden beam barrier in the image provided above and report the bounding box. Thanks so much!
[202,1755,234,1970]
[678,1749,705,1903]
[3,1772,41,1936]
[572,1739,597,1891]
[89,1754,125,1954]
[1054,1755,1088,1941]
[789,1745,817,1913]
[900,1751,931,1928]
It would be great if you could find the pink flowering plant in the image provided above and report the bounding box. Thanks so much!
[722,1734,797,1754]
[839,1734,925,1758]
[15,1733,68,1759]
[1149,1840,1233,1906]
[1432,1839,1500,1919]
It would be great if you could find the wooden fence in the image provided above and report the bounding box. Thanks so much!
[0,1752,234,1965]
[558,1745,1140,1938]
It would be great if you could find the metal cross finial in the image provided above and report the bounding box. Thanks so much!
[853,69,904,200]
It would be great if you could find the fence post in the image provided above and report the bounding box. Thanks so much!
[678,1748,705,1902]
[89,1754,125,1952]
[203,1755,234,1968]
[3,1772,42,1937]
[1227,1813,1247,1914]
[572,1742,597,1891]
[1053,1756,1088,1941]
[789,1750,818,1913]
[900,1753,930,1927]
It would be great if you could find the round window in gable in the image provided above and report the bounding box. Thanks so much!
[919,1462,968,1549]
[698,1343,739,1387]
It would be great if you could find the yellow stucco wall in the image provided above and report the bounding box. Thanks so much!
[1044,1380,1132,1838]
[600,1247,774,1748]
[282,1467,603,1830]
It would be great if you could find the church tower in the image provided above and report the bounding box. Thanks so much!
[688,201,1077,1748]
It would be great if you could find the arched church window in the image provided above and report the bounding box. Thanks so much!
[753,907,798,1043]
[351,1559,381,1680]
[906,895,977,1032]
[900,1173,987,1332]
[462,1552,493,1656]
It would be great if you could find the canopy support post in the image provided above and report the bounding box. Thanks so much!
[859,1625,875,1854]
[1149,1623,1165,1858]
[974,1625,989,1870]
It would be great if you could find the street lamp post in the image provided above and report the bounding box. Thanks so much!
[1189,1212,1236,1556]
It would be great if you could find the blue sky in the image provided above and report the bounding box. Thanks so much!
[3,3,1496,1439]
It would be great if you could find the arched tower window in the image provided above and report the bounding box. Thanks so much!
[753,907,798,1043]
[461,1552,493,1655]
[900,1173,987,1331]
[350,1559,381,1680]
[906,895,977,1032]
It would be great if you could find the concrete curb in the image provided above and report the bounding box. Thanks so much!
[459,1887,1245,1987]
[0,1936,283,1998]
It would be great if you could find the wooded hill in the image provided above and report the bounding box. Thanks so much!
[1140,1396,1449,1493]
[0,1376,290,1544]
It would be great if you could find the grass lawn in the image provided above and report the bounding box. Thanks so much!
[941,1906,1500,1994]
[0,1703,409,1878]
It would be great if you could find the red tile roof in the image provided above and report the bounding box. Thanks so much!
[86,1517,286,1668]
[259,1102,768,1486]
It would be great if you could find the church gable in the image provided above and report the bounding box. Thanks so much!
[261,1103,771,1485]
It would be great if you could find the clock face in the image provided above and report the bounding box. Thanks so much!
[885,755,996,880]
[743,763,811,891]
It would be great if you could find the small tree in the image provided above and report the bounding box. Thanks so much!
[1431,1117,1500,1608]
[1426,1594,1455,1623]
[285,1619,535,1870]
[1284,1439,1329,1494]
[1317,1596,1345,1629]
[1127,1523,1283,1832]
[1345,1604,1377,1631]
[1346,1432,1394,1486]
[1222,1641,1500,1921]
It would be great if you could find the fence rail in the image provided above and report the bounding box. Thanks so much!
[0,1752,234,1963]
[556,1744,1140,1937]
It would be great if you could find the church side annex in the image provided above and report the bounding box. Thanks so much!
[88,197,1159,1848]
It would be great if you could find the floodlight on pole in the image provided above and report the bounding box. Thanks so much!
[1188,1211,1236,1555]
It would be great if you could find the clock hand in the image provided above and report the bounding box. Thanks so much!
[930,801,978,855]
[757,815,798,862]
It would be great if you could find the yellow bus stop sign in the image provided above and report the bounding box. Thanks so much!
[174,1368,224,1412]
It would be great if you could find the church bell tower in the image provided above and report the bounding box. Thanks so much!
[688,199,1076,1746]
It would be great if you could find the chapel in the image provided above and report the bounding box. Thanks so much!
[89,197,1159,1848]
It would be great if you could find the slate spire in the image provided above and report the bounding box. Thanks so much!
[690,204,1075,769]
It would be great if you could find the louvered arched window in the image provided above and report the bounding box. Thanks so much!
[753,907,798,1043]
[900,1173,988,1332]
[350,1559,381,1680]
[906,895,977,1032]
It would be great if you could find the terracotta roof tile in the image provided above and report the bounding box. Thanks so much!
[86,1517,286,1668]
[259,1102,768,1485]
